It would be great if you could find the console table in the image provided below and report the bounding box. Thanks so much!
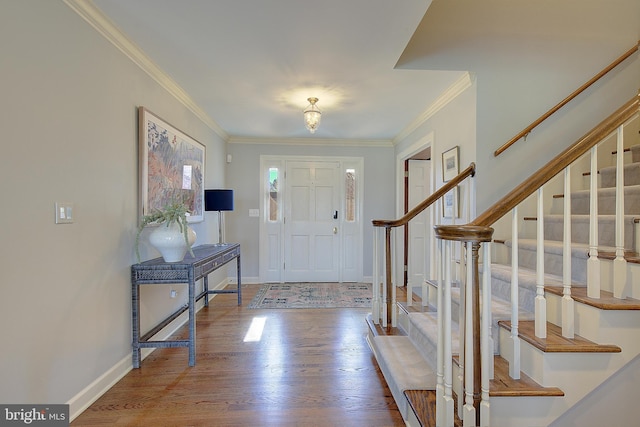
[131,243,241,368]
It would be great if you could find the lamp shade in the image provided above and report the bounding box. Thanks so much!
[205,189,234,211]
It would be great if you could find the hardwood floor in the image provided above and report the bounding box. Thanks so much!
[71,284,404,426]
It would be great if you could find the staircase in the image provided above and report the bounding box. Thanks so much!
[367,96,640,426]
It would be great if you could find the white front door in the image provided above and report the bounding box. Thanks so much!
[284,160,340,282]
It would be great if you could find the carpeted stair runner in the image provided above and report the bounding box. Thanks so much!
[370,143,640,423]
[369,335,436,420]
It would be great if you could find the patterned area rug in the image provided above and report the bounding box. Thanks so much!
[248,282,372,309]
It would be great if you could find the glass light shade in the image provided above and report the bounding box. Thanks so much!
[303,97,321,134]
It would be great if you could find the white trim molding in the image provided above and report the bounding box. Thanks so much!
[63,0,228,141]
[394,72,474,144]
[229,136,393,147]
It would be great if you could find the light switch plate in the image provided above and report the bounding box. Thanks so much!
[55,202,74,224]
[249,209,259,217]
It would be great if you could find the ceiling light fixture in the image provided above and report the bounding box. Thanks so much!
[303,97,321,134]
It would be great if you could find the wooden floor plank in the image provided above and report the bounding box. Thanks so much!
[71,284,404,426]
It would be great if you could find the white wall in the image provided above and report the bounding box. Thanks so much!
[0,0,226,413]
[226,141,395,280]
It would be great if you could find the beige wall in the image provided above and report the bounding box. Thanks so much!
[0,0,226,414]
[475,51,640,213]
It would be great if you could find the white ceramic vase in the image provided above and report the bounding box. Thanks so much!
[148,221,196,262]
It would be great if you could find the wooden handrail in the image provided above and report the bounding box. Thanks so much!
[474,92,638,228]
[372,162,476,330]
[494,40,640,157]
[372,162,476,229]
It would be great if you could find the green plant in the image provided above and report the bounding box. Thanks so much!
[135,200,194,263]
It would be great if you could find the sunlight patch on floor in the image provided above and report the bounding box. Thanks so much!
[243,316,267,342]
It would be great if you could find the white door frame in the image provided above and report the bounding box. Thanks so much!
[395,133,435,289]
[259,155,364,283]
[408,159,431,290]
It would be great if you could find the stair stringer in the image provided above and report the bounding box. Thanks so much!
[493,291,640,427]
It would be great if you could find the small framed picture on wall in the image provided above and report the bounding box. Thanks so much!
[442,146,459,182]
[442,187,459,219]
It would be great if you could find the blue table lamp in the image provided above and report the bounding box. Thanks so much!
[205,189,234,245]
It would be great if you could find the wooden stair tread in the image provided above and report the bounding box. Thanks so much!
[365,313,405,337]
[499,320,621,353]
[451,355,564,397]
[399,301,437,314]
[490,355,564,397]
[597,250,640,264]
[545,285,640,309]
[404,355,563,427]
[404,389,437,427]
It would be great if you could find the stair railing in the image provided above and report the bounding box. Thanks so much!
[435,92,639,426]
[371,162,476,328]
[494,41,639,157]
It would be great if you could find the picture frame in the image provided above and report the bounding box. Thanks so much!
[442,187,459,219]
[442,146,459,182]
[138,107,205,223]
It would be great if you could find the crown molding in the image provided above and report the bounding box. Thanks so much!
[393,71,474,144]
[64,0,228,141]
[228,136,393,147]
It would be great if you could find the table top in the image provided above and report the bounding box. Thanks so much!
[133,243,240,268]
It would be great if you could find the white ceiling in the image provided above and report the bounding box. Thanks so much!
[87,0,465,142]
[80,0,639,143]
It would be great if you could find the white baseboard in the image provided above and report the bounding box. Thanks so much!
[227,275,260,284]
[68,278,229,421]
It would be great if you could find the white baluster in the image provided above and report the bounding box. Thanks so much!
[373,226,380,324]
[587,145,601,298]
[457,243,465,421]
[510,207,521,379]
[436,237,445,427]
[382,228,388,328]
[480,242,492,427]
[427,200,439,308]
[390,227,397,327]
[613,125,628,299]
[470,174,477,219]
[443,240,455,427]
[463,242,476,426]
[535,187,547,338]
[562,167,575,338]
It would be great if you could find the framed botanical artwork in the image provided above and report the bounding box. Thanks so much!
[138,107,205,223]
[442,146,459,182]
[442,187,459,219]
